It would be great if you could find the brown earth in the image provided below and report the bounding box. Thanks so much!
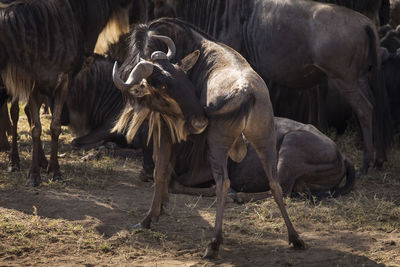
[0,108,399,266]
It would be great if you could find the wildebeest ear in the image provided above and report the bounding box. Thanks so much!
[381,47,390,63]
[178,50,200,74]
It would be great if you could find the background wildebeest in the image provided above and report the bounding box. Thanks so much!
[0,0,133,186]
[59,54,155,174]
[390,0,400,27]
[381,48,400,134]
[114,18,305,258]
[312,0,390,26]
[150,0,391,173]
[170,117,356,202]
[381,25,400,53]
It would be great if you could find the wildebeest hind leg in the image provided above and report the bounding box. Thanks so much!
[243,103,305,249]
[203,121,237,258]
[330,78,373,173]
[47,75,69,182]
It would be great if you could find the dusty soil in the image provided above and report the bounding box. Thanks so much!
[0,109,399,266]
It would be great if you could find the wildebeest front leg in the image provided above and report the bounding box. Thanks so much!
[9,100,20,171]
[24,102,48,169]
[47,75,69,181]
[244,102,305,249]
[0,101,10,151]
[139,132,172,229]
[27,93,43,187]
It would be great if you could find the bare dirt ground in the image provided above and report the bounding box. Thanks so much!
[0,108,399,266]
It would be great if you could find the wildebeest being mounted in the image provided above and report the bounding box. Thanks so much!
[152,0,392,173]
[113,18,305,258]
[170,117,356,202]
[0,0,133,186]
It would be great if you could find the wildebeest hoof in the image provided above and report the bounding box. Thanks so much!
[132,223,144,229]
[289,235,306,250]
[375,159,384,170]
[50,175,64,183]
[39,158,48,169]
[28,178,42,187]
[203,239,220,259]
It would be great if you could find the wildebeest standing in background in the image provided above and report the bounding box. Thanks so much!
[57,54,155,173]
[151,0,391,173]
[381,48,400,134]
[0,0,133,186]
[312,0,390,26]
[390,0,400,27]
[113,19,305,258]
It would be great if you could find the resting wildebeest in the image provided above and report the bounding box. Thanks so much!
[170,117,355,201]
[113,18,305,258]
[151,0,391,173]
[0,0,133,186]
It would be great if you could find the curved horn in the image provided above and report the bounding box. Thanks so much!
[152,34,176,60]
[112,61,154,92]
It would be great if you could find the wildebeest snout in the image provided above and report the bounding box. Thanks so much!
[188,114,208,134]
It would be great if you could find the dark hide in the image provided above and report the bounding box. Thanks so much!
[61,54,155,171]
[312,0,389,26]
[171,117,356,200]
[151,0,392,173]
[0,0,133,186]
[380,27,400,53]
[119,18,305,258]
[390,0,400,27]
[0,89,11,151]
[382,50,400,133]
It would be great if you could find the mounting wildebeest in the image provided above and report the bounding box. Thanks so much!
[113,18,305,258]
[0,0,133,186]
[170,117,355,201]
[151,0,391,173]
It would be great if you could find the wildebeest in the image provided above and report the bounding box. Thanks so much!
[0,0,133,186]
[113,18,305,258]
[60,54,155,173]
[381,48,400,133]
[170,117,356,201]
[151,0,391,173]
[390,0,400,27]
[381,25,400,53]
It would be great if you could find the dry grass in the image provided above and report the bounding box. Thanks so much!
[0,106,399,266]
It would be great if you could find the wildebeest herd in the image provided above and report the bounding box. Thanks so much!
[0,0,399,259]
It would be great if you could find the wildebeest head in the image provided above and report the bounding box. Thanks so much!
[112,34,208,144]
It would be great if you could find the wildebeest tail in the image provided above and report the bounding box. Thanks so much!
[331,159,356,197]
[366,25,392,162]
